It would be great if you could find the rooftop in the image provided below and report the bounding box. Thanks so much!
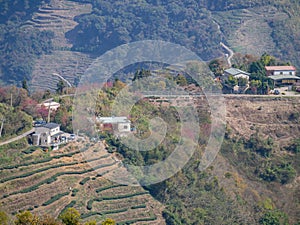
[269,75,300,81]
[265,66,296,71]
[42,123,60,129]
[97,116,130,124]
[224,68,250,76]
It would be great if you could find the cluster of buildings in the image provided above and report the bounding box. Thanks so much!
[220,65,299,93]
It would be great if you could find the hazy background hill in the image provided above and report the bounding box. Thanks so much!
[0,0,299,89]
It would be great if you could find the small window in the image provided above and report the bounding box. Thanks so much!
[290,72,292,75]
[124,125,128,129]
[280,72,283,75]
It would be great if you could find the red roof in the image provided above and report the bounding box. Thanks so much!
[265,66,296,71]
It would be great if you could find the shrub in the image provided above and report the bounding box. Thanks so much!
[79,177,90,185]
[42,192,69,206]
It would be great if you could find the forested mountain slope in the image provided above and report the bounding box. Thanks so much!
[0,0,299,89]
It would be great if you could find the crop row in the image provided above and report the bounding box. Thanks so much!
[3,162,117,199]
[0,162,78,183]
[42,192,70,206]
[79,177,90,185]
[116,214,157,225]
[59,200,77,216]
[0,150,81,171]
[81,208,128,219]
[95,184,126,193]
[87,191,149,210]
[0,156,109,184]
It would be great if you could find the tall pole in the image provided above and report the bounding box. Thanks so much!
[0,118,5,138]
[47,101,51,123]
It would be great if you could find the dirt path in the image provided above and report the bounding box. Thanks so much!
[220,42,234,67]
[0,128,35,146]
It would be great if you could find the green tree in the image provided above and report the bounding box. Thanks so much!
[0,211,9,225]
[84,220,97,225]
[22,79,29,93]
[101,218,116,225]
[58,208,81,225]
[226,75,238,88]
[259,210,288,225]
[238,77,248,87]
[175,74,187,86]
[56,80,66,95]
[15,211,39,225]
[132,69,152,81]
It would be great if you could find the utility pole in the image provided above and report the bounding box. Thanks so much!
[47,101,51,123]
[0,117,5,138]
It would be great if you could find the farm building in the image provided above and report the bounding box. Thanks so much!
[268,75,300,87]
[265,66,296,76]
[32,123,64,149]
[96,116,131,135]
[223,68,250,80]
[39,101,61,111]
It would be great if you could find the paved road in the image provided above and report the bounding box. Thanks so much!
[0,128,35,146]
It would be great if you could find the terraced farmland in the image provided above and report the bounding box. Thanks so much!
[0,140,165,224]
[24,0,94,91]
[212,6,288,57]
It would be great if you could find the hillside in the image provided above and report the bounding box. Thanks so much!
[0,140,165,224]
[26,0,94,91]
[0,0,299,89]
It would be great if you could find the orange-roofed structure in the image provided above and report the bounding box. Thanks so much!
[265,66,296,76]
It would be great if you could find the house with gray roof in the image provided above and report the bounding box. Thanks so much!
[32,123,64,149]
[224,68,250,80]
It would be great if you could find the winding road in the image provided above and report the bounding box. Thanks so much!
[220,42,234,67]
[212,19,234,67]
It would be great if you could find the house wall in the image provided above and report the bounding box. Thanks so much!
[270,70,296,76]
[234,74,249,80]
[40,133,51,146]
[50,127,60,136]
[117,122,131,132]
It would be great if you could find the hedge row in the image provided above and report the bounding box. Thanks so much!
[95,184,126,193]
[59,200,76,216]
[86,191,149,210]
[79,177,90,185]
[3,161,119,198]
[42,192,69,206]
[82,208,128,219]
[102,191,149,201]
[131,204,146,209]
[0,150,81,171]
[117,215,157,225]
[0,161,79,183]
[0,156,110,184]
[4,168,94,198]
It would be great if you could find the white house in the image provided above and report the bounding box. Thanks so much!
[224,68,250,80]
[265,66,296,76]
[41,101,60,111]
[96,116,131,134]
[33,123,64,148]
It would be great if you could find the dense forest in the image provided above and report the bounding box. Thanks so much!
[68,0,299,67]
[0,0,53,85]
[67,0,222,60]
[0,0,299,85]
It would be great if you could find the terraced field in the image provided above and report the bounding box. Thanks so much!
[23,0,94,91]
[212,6,288,57]
[0,140,165,224]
